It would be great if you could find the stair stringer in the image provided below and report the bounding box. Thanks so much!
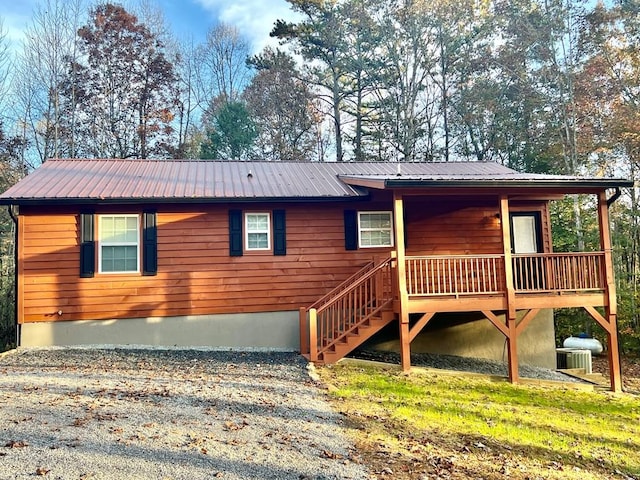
[317,310,396,364]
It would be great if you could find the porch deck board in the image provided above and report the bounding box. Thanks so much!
[401,290,607,313]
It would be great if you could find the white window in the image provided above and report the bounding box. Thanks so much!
[98,215,140,273]
[512,214,539,254]
[358,211,393,248]
[245,212,271,251]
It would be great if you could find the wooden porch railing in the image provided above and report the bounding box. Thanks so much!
[300,257,394,360]
[512,252,605,293]
[300,252,606,359]
[406,255,504,296]
[405,252,606,297]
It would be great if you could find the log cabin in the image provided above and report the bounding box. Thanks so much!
[0,159,631,391]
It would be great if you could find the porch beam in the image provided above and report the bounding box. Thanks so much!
[385,187,611,197]
[596,191,622,392]
[605,311,622,393]
[583,306,609,333]
[584,306,622,392]
[409,312,436,343]
[500,195,519,384]
[299,307,309,356]
[499,196,516,320]
[598,192,617,315]
[506,317,519,384]
[394,192,411,371]
[481,310,509,337]
[309,308,318,362]
[516,309,541,336]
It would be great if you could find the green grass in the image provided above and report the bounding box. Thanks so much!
[319,363,640,479]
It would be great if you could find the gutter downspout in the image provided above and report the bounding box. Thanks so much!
[7,205,19,347]
[606,187,622,207]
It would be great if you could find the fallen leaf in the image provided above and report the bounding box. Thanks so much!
[35,467,51,476]
[4,440,28,448]
[223,421,245,431]
[321,450,344,460]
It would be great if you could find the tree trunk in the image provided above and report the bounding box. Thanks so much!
[332,68,343,162]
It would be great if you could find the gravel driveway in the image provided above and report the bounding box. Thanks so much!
[0,348,369,480]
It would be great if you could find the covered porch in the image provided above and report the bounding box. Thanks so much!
[301,174,629,392]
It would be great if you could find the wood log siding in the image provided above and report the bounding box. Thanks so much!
[19,205,393,323]
[404,201,504,255]
[18,199,549,323]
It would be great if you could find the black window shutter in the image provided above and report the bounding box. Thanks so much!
[273,209,286,256]
[79,212,95,278]
[142,210,158,276]
[229,209,243,256]
[344,210,358,251]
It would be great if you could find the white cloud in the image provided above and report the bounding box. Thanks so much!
[195,0,299,53]
[1,5,34,48]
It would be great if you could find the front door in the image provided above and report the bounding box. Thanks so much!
[511,213,541,254]
[511,213,543,290]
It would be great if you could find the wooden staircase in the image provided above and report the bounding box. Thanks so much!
[299,257,396,364]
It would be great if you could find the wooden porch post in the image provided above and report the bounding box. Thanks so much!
[309,308,318,363]
[299,307,309,357]
[394,192,411,371]
[500,195,519,384]
[597,191,622,392]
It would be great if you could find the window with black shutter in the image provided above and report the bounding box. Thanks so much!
[229,209,286,256]
[79,212,95,278]
[142,211,157,275]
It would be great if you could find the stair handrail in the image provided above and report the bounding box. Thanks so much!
[313,257,394,358]
[314,256,393,315]
[300,257,394,361]
[307,260,376,310]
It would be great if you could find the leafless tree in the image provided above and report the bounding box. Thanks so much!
[0,19,12,119]
[12,0,86,164]
[194,23,253,113]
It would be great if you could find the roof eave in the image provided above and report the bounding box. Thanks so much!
[0,193,370,207]
[339,175,633,192]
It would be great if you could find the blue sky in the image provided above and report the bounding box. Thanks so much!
[1,0,297,53]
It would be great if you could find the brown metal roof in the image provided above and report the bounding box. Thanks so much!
[0,159,631,205]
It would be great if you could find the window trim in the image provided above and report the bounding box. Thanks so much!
[357,211,394,248]
[244,212,272,252]
[97,214,141,274]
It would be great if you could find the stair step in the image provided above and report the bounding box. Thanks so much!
[318,313,396,364]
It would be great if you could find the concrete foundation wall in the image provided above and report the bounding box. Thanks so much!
[20,309,557,369]
[365,309,557,369]
[19,311,300,351]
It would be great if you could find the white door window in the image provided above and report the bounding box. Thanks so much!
[512,215,539,254]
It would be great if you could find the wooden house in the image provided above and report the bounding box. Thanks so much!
[0,159,631,391]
